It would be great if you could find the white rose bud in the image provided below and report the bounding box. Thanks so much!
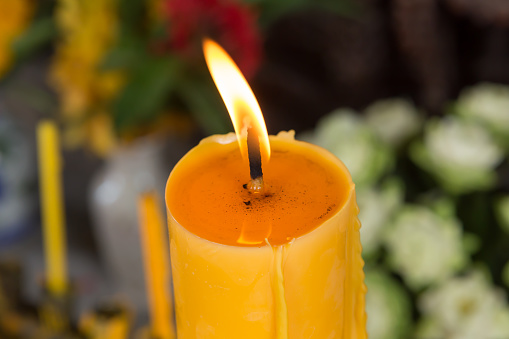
[365,98,422,147]
[311,109,393,187]
[358,179,403,257]
[411,116,503,193]
[384,204,468,289]
[365,269,412,339]
[456,83,509,149]
[416,270,509,339]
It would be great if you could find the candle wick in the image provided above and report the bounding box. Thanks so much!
[247,126,264,193]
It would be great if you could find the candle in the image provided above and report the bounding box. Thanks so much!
[138,192,175,339]
[79,302,131,339]
[165,40,367,338]
[37,120,68,296]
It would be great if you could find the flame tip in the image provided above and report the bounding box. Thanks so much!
[203,39,270,163]
[202,37,213,48]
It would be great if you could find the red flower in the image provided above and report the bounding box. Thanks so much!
[164,0,262,78]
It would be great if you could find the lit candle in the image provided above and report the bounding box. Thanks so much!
[37,120,68,296]
[138,192,175,339]
[165,40,367,338]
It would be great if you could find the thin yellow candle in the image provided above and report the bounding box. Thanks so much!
[164,40,366,338]
[138,192,175,339]
[37,120,68,296]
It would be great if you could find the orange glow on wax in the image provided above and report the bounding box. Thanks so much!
[166,135,350,247]
[202,38,270,165]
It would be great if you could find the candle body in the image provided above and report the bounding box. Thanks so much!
[79,304,131,339]
[37,121,68,296]
[166,132,366,338]
[138,193,175,339]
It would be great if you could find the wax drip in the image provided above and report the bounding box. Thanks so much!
[267,239,293,339]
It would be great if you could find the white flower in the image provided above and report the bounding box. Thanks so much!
[416,269,509,339]
[384,204,468,289]
[495,196,509,234]
[411,117,503,193]
[0,118,33,187]
[456,83,509,147]
[365,98,422,147]
[0,117,35,233]
[490,307,509,339]
[365,269,412,339]
[311,109,393,187]
[358,179,403,257]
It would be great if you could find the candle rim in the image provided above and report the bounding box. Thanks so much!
[165,131,355,249]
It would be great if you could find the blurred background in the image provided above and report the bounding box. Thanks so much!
[1,0,509,338]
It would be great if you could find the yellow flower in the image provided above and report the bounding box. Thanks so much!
[62,113,117,158]
[51,0,123,156]
[0,0,33,78]
[87,113,117,157]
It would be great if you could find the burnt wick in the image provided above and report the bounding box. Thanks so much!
[247,126,264,193]
[247,126,263,180]
[247,177,264,193]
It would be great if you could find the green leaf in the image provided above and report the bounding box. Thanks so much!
[100,36,146,71]
[119,0,146,34]
[112,56,180,132]
[178,79,232,135]
[12,17,56,59]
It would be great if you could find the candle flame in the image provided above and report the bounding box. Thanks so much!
[203,38,270,163]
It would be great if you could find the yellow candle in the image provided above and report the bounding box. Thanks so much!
[37,120,68,296]
[79,302,131,339]
[138,192,175,339]
[166,132,366,338]
[164,39,366,338]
